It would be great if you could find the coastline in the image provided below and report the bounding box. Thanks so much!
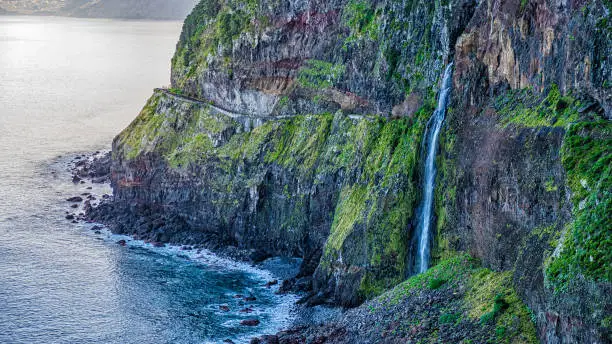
[61,150,339,343]
[0,13,187,22]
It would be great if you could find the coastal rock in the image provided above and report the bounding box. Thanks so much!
[265,280,278,288]
[250,335,279,344]
[240,319,260,327]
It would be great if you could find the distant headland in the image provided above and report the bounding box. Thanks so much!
[0,0,198,20]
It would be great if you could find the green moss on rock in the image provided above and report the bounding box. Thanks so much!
[115,91,433,304]
[494,85,581,128]
[297,60,347,90]
[375,255,538,343]
[547,120,612,288]
[318,104,434,301]
[343,0,382,44]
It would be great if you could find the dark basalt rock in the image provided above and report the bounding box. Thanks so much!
[250,335,279,344]
[240,319,261,327]
[265,280,278,288]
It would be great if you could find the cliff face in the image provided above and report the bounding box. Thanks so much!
[433,1,611,342]
[99,88,432,307]
[94,0,611,342]
[0,0,198,19]
[170,0,477,117]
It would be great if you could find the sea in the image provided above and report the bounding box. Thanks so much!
[0,15,297,344]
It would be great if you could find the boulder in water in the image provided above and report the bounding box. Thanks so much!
[265,280,278,288]
[258,335,280,344]
[240,319,260,326]
[66,196,83,202]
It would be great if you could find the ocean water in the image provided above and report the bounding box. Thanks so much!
[0,16,295,344]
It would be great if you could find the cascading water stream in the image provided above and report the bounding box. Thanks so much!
[415,63,454,274]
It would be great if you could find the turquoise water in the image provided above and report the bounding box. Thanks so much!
[0,16,294,343]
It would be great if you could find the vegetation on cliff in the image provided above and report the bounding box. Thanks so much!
[270,255,537,343]
[484,87,612,288]
[115,90,434,306]
[102,0,611,342]
[547,120,612,288]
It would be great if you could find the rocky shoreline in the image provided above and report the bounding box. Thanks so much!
[55,0,611,341]
[74,149,329,309]
[63,151,543,344]
[63,150,343,343]
[64,151,235,254]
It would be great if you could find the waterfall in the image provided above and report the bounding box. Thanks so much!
[415,63,454,274]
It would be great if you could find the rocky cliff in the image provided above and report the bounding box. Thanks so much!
[91,0,611,342]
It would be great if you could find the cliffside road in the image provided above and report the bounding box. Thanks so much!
[159,87,366,119]
[157,88,251,118]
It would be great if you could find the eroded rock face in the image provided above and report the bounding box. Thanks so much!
[94,0,611,342]
[93,89,431,307]
[454,0,611,116]
[433,0,611,342]
[171,0,477,117]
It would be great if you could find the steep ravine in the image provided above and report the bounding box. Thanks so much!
[89,0,611,343]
